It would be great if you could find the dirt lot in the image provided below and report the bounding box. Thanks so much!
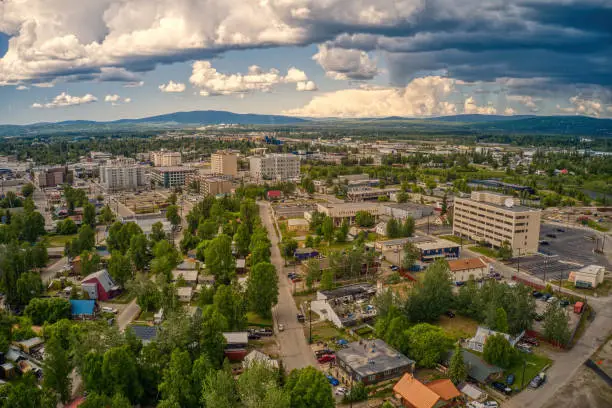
[531,298,581,334]
[540,364,612,408]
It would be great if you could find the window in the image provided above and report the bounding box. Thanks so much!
[368,375,376,382]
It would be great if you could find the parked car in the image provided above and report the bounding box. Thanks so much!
[297,313,305,322]
[506,374,515,385]
[445,310,456,318]
[101,307,118,314]
[315,349,335,358]
[559,299,570,307]
[547,296,557,304]
[390,265,399,271]
[556,228,566,232]
[247,333,261,340]
[522,337,540,346]
[532,291,543,298]
[318,354,336,364]
[278,324,284,332]
[492,382,512,395]
[484,401,499,408]
[529,373,546,389]
[455,281,465,286]
[326,375,340,386]
[517,344,533,354]
[541,293,552,301]
[539,240,549,246]
[335,387,348,396]
[546,233,557,238]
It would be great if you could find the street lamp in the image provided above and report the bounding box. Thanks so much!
[521,359,536,389]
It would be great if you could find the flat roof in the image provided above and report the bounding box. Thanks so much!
[384,203,433,210]
[288,218,309,225]
[172,270,198,281]
[319,283,376,299]
[337,339,415,377]
[416,239,460,251]
[457,196,538,213]
[577,265,604,276]
[223,332,249,344]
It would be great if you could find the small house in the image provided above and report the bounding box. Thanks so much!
[14,337,44,354]
[287,218,309,232]
[447,257,489,282]
[243,350,278,370]
[70,299,96,319]
[393,373,461,408]
[570,265,605,289]
[129,325,159,345]
[467,326,523,353]
[236,258,246,274]
[0,363,15,380]
[222,332,249,361]
[266,190,282,201]
[294,247,319,261]
[445,349,502,384]
[172,269,199,287]
[177,286,194,302]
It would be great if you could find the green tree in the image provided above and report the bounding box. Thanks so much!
[305,258,321,290]
[336,220,349,243]
[497,241,513,260]
[280,238,298,265]
[57,218,77,235]
[233,224,251,257]
[201,369,239,408]
[214,284,247,331]
[251,241,271,266]
[483,334,516,369]
[247,262,279,319]
[401,241,420,270]
[321,216,334,244]
[80,250,101,277]
[205,235,235,285]
[448,345,468,384]
[108,251,132,287]
[198,219,218,240]
[4,373,55,408]
[405,259,452,322]
[101,346,143,403]
[166,205,181,229]
[354,211,375,227]
[128,274,161,312]
[21,183,35,198]
[77,224,96,251]
[343,382,368,403]
[285,366,334,408]
[543,302,571,346]
[159,349,196,408]
[24,298,71,325]
[16,271,43,305]
[494,307,509,333]
[238,361,289,408]
[42,335,72,403]
[405,323,452,368]
[99,205,115,226]
[401,216,415,237]
[83,202,97,228]
[149,221,167,243]
[128,233,150,271]
[386,218,400,238]
[320,269,334,290]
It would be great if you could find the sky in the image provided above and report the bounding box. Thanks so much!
[1,0,611,125]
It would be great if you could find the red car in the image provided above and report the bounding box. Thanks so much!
[317,354,336,364]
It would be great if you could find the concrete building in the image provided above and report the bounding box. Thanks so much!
[249,153,300,181]
[447,257,489,282]
[334,339,415,385]
[150,166,196,188]
[570,265,605,289]
[186,172,233,196]
[347,187,400,202]
[453,191,542,255]
[33,167,72,188]
[99,158,148,191]
[383,202,435,220]
[211,151,238,177]
[151,150,182,167]
[315,202,384,226]
[415,239,460,262]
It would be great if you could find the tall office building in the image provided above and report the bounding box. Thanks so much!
[211,151,238,177]
[151,151,182,167]
[249,153,300,182]
[100,158,148,191]
[453,191,542,255]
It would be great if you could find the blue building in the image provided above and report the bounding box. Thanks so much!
[416,240,460,262]
[70,300,96,319]
[294,247,319,261]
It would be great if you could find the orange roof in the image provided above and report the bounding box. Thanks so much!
[447,257,487,272]
[393,374,440,408]
[426,379,461,401]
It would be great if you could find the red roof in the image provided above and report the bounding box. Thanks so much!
[267,190,282,198]
[66,397,85,408]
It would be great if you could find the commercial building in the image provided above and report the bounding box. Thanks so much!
[453,191,542,255]
[211,151,238,177]
[151,150,182,167]
[150,166,196,188]
[33,167,72,188]
[314,202,384,226]
[334,339,415,385]
[570,265,605,289]
[447,257,489,282]
[249,153,300,181]
[347,187,400,202]
[383,202,435,220]
[99,158,148,191]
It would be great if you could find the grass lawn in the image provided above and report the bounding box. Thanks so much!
[585,220,610,232]
[246,311,273,327]
[561,279,612,297]
[505,353,552,391]
[138,310,154,321]
[107,290,136,304]
[307,321,354,346]
[469,245,499,259]
[438,315,479,340]
[439,235,471,245]
[46,234,77,247]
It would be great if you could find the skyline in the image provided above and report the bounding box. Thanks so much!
[1,1,612,124]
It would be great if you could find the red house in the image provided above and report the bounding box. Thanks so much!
[266,190,282,200]
[81,269,119,301]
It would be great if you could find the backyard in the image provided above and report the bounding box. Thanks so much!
[438,315,479,340]
[505,352,552,391]
[46,233,77,247]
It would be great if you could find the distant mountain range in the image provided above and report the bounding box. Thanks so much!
[1,110,611,137]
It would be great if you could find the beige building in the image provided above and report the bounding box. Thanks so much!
[211,151,238,178]
[186,173,232,196]
[447,257,489,282]
[249,153,300,181]
[99,158,148,191]
[151,151,182,167]
[287,218,309,232]
[453,191,541,255]
[314,202,384,226]
[570,265,605,289]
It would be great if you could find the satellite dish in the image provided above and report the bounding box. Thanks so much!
[504,198,514,208]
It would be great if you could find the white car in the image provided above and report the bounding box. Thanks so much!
[335,387,347,396]
[101,306,118,314]
[484,401,499,408]
[278,324,285,332]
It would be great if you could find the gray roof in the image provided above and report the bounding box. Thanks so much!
[445,349,502,383]
[129,325,158,342]
[223,332,249,344]
[319,283,376,300]
[337,339,415,378]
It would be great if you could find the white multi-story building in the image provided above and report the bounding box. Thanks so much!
[150,167,196,188]
[99,158,148,191]
[249,153,300,182]
[151,151,182,167]
[211,151,238,178]
[453,191,542,255]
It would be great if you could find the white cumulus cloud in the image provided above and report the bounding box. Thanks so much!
[190,61,313,96]
[312,44,378,80]
[508,95,541,112]
[284,76,457,118]
[557,96,607,117]
[31,92,97,109]
[159,81,187,93]
[104,94,131,104]
[464,96,497,115]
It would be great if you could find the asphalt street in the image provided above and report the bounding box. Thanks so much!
[258,201,318,372]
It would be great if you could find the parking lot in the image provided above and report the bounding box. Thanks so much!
[507,225,610,282]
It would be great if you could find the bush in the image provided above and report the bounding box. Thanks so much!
[24,298,71,325]
[342,382,368,403]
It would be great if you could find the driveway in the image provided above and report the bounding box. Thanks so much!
[258,201,318,372]
[117,298,140,332]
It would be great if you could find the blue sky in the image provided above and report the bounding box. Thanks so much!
[1,0,611,124]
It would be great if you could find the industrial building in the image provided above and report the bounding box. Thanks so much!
[453,191,542,255]
[249,153,300,181]
[99,158,148,191]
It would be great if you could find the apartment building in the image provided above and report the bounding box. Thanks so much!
[186,173,232,196]
[249,153,300,182]
[453,191,541,255]
[211,151,238,178]
[151,151,182,167]
[33,167,73,188]
[150,167,196,188]
[99,158,147,191]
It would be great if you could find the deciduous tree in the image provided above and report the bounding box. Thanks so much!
[448,345,467,384]
[247,262,279,319]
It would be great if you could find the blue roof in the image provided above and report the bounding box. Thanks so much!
[70,300,95,316]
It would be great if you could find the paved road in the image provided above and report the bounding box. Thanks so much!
[258,201,317,372]
[117,298,141,332]
[42,256,68,285]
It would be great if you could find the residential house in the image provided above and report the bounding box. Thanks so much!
[222,332,249,361]
[447,257,489,282]
[70,299,96,319]
[81,269,120,300]
[445,349,502,383]
[467,327,524,353]
[129,325,159,345]
[236,258,246,274]
[334,339,415,385]
[392,373,461,408]
[287,218,309,232]
[177,286,194,302]
[172,269,199,287]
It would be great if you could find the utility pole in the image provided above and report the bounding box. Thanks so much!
[309,301,313,344]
